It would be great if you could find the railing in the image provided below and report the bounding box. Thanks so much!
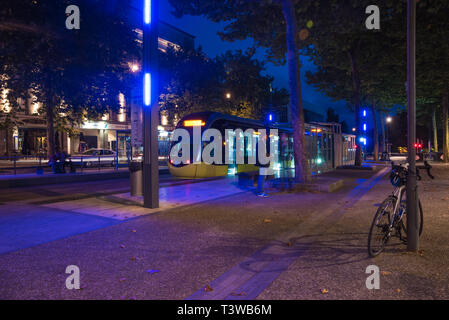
[0,141,172,176]
[0,154,132,176]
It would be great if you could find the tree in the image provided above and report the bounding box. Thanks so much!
[159,45,288,122]
[159,46,223,122]
[169,0,314,182]
[0,0,139,158]
[217,48,284,119]
[302,1,407,165]
[415,0,449,162]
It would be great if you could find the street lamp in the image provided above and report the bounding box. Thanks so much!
[142,0,159,208]
[386,116,392,123]
[225,92,231,99]
[130,63,140,73]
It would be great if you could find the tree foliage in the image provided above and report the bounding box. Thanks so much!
[159,46,288,121]
[0,0,139,157]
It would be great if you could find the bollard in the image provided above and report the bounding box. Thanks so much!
[129,161,143,196]
[36,155,44,175]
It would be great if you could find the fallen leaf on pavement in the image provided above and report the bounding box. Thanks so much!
[396,289,401,293]
[132,230,137,233]
[264,218,272,223]
[231,292,247,296]
[286,241,292,247]
[381,271,392,276]
[321,289,329,294]
[130,257,136,261]
[119,278,126,282]
[204,285,213,292]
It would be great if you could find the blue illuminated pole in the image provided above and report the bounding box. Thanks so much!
[143,0,159,208]
[362,109,367,157]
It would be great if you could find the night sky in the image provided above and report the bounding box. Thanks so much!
[158,1,354,127]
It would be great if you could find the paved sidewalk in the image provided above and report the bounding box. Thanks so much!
[1,163,448,299]
[0,176,249,254]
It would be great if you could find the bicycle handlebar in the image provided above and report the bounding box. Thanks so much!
[391,160,434,180]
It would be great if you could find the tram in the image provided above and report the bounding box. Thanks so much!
[168,112,356,179]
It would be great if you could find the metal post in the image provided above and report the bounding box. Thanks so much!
[142,0,159,208]
[406,0,419,251]
[115,130,119,171]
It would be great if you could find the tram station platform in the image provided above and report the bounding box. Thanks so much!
[0,167,169,189]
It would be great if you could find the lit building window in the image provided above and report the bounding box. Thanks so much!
[118,93,126,122]
[133,29,180,52]
[161,111,168,126]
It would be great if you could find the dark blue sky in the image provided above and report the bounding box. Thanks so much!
[158,1,354,126]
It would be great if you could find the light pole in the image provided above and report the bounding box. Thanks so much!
[142,0,159,208]
[406,0,419,251]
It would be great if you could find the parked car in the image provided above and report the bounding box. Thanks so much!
[69,148,117,167]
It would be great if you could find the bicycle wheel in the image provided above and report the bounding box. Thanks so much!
[400,199,424,237]
[368,196,395,257]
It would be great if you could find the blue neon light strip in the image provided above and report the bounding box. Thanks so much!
[144,73,151,106]
[363,110,366,117]
[363,123,367,131]
[144,0,151,24]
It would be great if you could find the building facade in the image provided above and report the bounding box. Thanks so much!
[0,4,195,158]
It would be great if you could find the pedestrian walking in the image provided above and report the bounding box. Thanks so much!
[255,131,274,197]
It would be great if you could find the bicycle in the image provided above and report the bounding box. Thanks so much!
[367,160,434,257]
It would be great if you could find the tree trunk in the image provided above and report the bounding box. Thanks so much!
[371,104,379,161]
[443,88,449,163]
[281,0,309,183]
[432,106,438,152]
[46,102,55,159]
[380,111,386,153]
[348,45,362,166]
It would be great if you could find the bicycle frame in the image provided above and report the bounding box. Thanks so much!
[392,185,406,218]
